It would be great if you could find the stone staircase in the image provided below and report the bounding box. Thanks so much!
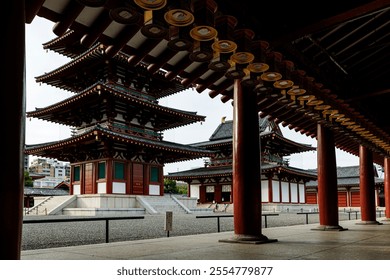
[25,195,76,215]
[137,195,191,214]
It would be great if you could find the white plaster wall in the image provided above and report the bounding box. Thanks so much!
[149,184,160,195]
[112,182,126,194]
[272,180,280,202]
[281,182,290,202]
[97,182,107,194]
[190,185,200,200]
[299,184,305,203]
[73,184,81,195]
[261,180,269,202]
[291,183,298,203]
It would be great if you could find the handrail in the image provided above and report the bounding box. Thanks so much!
[297,212,319,224]
[23,216,144,243]
[345,210,359,220]
[196,213,279,232]
[25,196,53,215]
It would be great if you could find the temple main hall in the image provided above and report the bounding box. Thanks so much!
[166,116,317,205]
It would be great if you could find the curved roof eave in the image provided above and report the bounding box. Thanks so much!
[25,125,214,158]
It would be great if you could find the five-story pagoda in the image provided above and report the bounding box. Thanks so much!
[25,31,213,197]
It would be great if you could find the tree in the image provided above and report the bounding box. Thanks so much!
[24,171,33,187]
[164,178,178,194]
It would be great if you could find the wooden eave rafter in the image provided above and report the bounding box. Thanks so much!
[25,0,390,164]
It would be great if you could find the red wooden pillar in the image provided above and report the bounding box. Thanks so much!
[158,165,164,196]
[220,80,276,244]
[230,182,234,203]
[316,124,345,230]
[199,184,206,203]
[186,180,191,198]
[267,175,273,202]
[0,0,25,259]
[80,164,86,194]
[384,157,390,219]
[92,161,98,194]
[106,159,113,194]
[126,161,132,194]
[213,182,222,203]
[358,145,380,224]
[143,164,150,195]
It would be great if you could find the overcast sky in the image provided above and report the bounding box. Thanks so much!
[25,17,362,175]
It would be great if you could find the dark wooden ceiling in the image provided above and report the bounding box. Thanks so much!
[217,1,390,125]
[25,0,390,165]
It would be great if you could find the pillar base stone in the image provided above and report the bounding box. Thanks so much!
[311,225,347,231]
[356,220,383,225]
[219,234,278,244]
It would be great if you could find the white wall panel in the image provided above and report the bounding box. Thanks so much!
[97,182,106,194]
[281,182,290,202]
[272,180,280,202]
[291,183,298,203]
[299,184,305,203]
[112,182,126,194]
[261,180,269,202]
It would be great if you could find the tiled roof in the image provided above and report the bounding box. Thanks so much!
[306,176,384,187]
[166,163,317,180]
[306,166,384,187]
[166,165,232,179]
[26,82,205,130]
[209,117,270,141]
[24,187,69,196]
[25,125,214,163]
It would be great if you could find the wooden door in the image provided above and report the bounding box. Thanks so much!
[84,163,93,194]
[306,192,317,204]
[132,163,144,194]
[338,192,348,207]
[351,191,360,207]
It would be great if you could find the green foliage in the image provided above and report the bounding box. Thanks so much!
[164,178,178,194]
[24,171,33,187]
[164,179,188,194]
[176,185,188,194]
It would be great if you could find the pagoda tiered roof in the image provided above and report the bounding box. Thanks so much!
[35,43,187,98]
[27,82,205,131]
[42,30,89,59]
[25,125,213,164]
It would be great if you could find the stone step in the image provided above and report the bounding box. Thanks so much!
[141,195,187,214]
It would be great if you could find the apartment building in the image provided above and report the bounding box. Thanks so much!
[28,158,70,188]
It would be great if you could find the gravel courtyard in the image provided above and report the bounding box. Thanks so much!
[21,211,362,251]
